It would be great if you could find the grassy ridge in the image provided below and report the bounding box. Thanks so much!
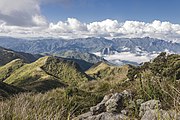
[86,61,129,80]
[0,59,25,81]
[3,56,89,92]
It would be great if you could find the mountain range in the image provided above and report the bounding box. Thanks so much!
[0,37,180,54]
[0,36,180,65]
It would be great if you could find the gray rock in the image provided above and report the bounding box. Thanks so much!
[90,94,112,115]
[139,100,161,117]
[83,112,129,120]
[105,93,123,113]
[90,103,106,115]
[73,92,129,120]
[102,94,113,103]
[73,112,93,120]
[141,109,180,120]
[121,90,132,99]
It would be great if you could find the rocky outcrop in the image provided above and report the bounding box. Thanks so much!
[139,100,161,117]
[141,109,180,120]
[73,92,180,120]
[139,100,180,120]
[74,112,129,120]
[73,91,132,120]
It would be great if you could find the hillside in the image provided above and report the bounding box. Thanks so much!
[0,81,24,98]
[0,59,25,81]
[86,61,129,80]
[55,50,104,63]
[3,56,89,91]
[0,46,41,66]
[54,50,105,71]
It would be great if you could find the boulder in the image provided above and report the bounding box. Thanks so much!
[90,94,112,115]
[87,112,129,120]
[139,100,161,117]
[105,93,123,113]
[73,91,130,120]
[141,109,180,120]
[73,112,130,120]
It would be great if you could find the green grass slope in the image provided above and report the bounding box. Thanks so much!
[0,59,25,81]
[4,56,89,91]
[80,61,130,93]
[86,61,129,80]
[41,56,90,84]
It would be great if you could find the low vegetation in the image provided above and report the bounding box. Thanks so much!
[126,52,180,114]
[0,88,102,120]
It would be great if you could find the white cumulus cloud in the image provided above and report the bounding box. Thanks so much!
[0,0,47,26]
[1,18,180,42]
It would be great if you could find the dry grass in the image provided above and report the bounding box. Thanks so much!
[0,92,65,120]
[0,88,102,120]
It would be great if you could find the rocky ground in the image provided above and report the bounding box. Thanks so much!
[73,90,180,120]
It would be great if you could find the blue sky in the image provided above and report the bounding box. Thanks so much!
[41,0,180,23]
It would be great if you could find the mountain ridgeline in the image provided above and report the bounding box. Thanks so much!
[1,56,90,92]
[0,37,180,54]
[0,46,41,66]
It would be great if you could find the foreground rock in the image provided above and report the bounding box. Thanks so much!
[139,100,180,120]
[139,100,161,117]
[74,112,129,120]
[73,91,132,120]
[73,91,180,120]
[141,109,180,120]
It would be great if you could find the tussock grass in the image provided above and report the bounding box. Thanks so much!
[0,88,102,120]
